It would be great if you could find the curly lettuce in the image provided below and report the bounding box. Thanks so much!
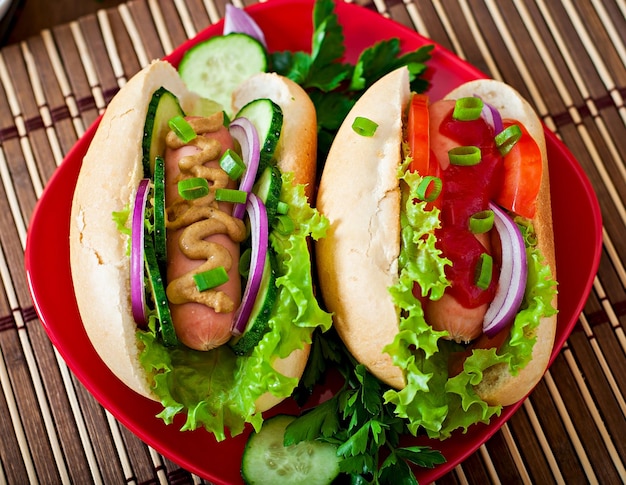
[382,164,558,440]
[136,173,332,441]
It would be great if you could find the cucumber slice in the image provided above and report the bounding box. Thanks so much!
[143,229,178,347]
[143,88,185,177]
[178,33,268,117]
[235,98,283,174]
[229,253,277,355]
[252,166,282,224]
[153,156,167,279]
[241,415,340,485]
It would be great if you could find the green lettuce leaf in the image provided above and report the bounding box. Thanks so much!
[382,168,558,440]
[136,173,332,441]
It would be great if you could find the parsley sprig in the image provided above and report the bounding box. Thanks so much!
[287,330,446,484]
[270,0,433,164]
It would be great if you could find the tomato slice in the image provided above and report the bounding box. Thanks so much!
[494,121,542,218]
[407,93,430,175]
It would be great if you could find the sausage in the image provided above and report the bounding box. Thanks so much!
[424,231,492,343]
[164,115,247,351]
[421,99,490,343]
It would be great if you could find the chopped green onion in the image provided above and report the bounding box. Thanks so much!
[416,176,442,202]
[215,188,248,204]
[495,124,522,156]
[453,97,484,121]
[448,146,482,166]
[352,116,378,137]
[168,115,197,143]
[178,177,209,200]
[194,267,229,292]
[239,248,252,278]
[469,210,495,234]
[219,149,245,180]
[272,215,295,235]
[276,201,289,215]
[475,253,493,290]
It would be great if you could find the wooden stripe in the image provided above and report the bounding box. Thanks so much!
[15,314,71,484]
[149,0,174,55]
[0,338,38,483]
[543,368,598,483]
[203,0,222,25]
[499,423,533,483]
[96,10,126,85]
[478,444,500,484]
[119,4,151,68]
[172,0,197,39]
[578,311,626,419]
[40,29,87,138]
[104,411,135,483]
[521,399,564,482]
[54,352,104,485]
[563,346,626,480]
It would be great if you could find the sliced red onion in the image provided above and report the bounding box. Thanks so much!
[223,4,267,48]
[232,193,268,335]
[480,99,504,135]
[130,179,151,326]
[229,117,261,219]
[482,202,528,337]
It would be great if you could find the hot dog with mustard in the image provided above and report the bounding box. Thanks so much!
[69,60,331,439]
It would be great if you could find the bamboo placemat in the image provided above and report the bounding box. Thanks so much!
[1,0,625,483]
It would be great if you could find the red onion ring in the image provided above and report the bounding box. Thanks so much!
[480,99,504,135]
[223,4,267,48]
[229,117,261,219]
[232,193,269,335]
[483,202,528,337]
[130,178,151,325]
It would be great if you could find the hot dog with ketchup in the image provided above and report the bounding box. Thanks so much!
[69,60,332,440]
[316,67,557,438]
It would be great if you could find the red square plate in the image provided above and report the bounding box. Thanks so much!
[25,0,602,482]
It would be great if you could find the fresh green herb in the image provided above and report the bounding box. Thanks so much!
[193,266,230,291]
[352,116,379,136]
[178,177,209,200]
[270,0,433,164]
[215,188,248,204]
[287,330,446,484]
[448,145,482,166]
[168,115,197,143]
[495,124,523,156]
[452,97,484,121]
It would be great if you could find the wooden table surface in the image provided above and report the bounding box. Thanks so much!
[1,0,625,483]
[4,0,126,45]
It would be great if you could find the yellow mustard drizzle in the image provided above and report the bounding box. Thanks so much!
[164,112,247,313]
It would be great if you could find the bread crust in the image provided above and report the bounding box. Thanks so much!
[316,67,410,389]
[69,60,316,408]
[317,70,557,405]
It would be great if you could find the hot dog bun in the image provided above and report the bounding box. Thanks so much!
[316,67,557,407]
[316,67,410,390]
[70,60,316,411]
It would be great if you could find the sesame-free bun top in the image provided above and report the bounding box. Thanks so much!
[316,70,557,406]
[70,61,317,411]
[316,67,410,390]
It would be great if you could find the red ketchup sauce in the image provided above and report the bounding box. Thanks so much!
[435,108,505,308]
